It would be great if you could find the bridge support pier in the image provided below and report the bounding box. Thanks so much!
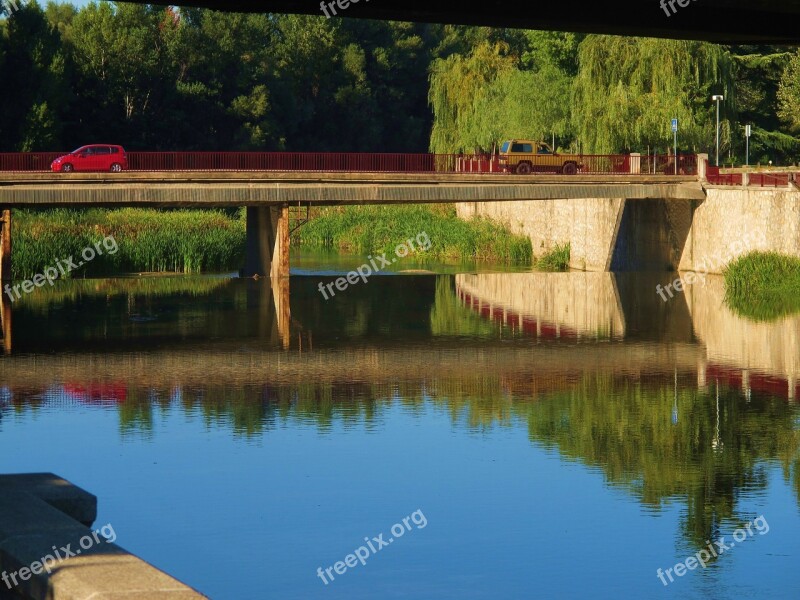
[0,209,10,283]
[243,205,289,279]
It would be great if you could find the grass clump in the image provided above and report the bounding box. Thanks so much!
[723,251,800,321]
[292,204,532,264]
[535,243,570,271]
[13,208,245,279]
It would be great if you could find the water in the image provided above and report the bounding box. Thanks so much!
[0,261,798,599]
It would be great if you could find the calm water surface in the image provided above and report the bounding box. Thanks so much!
[0,260,798,599]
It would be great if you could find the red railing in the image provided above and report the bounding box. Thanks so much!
[0,153,63,172]
[706,166,794,187]
[749,173,791,187]
[0,151,698,175]
[706,167,742,185]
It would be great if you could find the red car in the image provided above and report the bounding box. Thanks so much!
[51,145,128,173]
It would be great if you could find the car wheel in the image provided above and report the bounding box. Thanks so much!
[62,164,74,173]
[515,162,532,175]
[110,163,122,173]
[562,162,578,175]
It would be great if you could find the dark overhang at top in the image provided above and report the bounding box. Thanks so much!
[135,0,800,44]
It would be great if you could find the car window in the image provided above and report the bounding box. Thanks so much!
[500,141,510,153]
[511,143,524,152]
[84,147,95,155]
[522,144,533,153]
[109,147,119,154]
[93,147,111,155]
[538,144,550,154]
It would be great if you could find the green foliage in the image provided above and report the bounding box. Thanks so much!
[428,41,516,153]
[429,276,503,338]
[723,251,800,321]
[535,243,570,271]
[1,6,798,163]
[573,37,733,153]
[778,49,800,135]
[520,373,800,549]
[13,208,246,278]
[293,204,532,263]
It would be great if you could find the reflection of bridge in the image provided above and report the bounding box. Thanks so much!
[0,341,704,391]
[3,270,800,400]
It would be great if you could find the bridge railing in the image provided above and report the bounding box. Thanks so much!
[0,151,697,175]
[0,153,64,172]
[706,166,793,187]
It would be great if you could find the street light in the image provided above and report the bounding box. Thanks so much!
[712,94,724,166]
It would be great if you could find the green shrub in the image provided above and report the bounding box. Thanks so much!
[292,204,532,264]
[723,251,800,321]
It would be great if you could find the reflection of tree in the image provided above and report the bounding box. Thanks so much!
[430,276,512,338]
[516,374,800,551]
[9,366,795,556]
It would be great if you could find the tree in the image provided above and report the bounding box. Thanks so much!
[572,36,734,154]
[428,41,516,153]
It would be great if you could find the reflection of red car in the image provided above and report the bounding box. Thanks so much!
[51,145,128,173]
[63,383,127,405]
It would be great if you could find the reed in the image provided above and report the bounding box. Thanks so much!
[535,243,570,271]
[292,205,532,264]
[12,208,246,279]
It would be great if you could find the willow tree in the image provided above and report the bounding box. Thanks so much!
[572,36,734,154]
[778,50,800,132]
[428,41,516,154]
[466,64,572,150]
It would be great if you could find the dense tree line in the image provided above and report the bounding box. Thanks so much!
[2,2,800,164]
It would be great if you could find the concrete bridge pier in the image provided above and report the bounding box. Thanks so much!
[243,205,289,279]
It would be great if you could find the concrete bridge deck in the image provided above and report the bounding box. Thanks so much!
[0,171,705,206]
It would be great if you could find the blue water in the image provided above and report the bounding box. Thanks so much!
[0,273,798,599]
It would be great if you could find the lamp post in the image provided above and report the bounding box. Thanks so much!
[745,124,751,167]
[712,94,724,166]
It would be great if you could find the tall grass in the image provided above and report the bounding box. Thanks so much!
[535,243,570,271]
[723,251,800,321]
[292,204,532,263]
[13,208,246,279]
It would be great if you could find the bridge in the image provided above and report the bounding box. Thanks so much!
[0,151,703,280]
[134,0,800,44]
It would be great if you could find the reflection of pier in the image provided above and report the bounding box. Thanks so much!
[458,271,800,401]
[687,275,800,400]
[456,273,625,340]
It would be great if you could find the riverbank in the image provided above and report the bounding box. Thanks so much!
[12,206,538,279]
[724,251,800,320]
[292,205,533,264]
[13,208,246,280]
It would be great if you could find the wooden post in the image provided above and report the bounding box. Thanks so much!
[0,291,10,354]
[0,209,10,283]
[272,204,289,281]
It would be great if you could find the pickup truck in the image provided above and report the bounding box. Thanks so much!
[498,139,583,175]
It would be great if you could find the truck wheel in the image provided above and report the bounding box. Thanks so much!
[516,162,532,175]
[562,162,578,175]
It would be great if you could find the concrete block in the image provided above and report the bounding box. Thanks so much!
[0,474,96,526]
